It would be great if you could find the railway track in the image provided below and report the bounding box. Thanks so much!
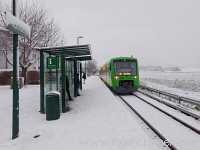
[119,94,200,150]
[140,85,200,111]
[118,95,177,150]
[133,92,200,134]
[137,89,200,120]
[101,78,200,149]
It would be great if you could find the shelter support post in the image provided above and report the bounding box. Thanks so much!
[80,63,82,90]
[39,51,45,114]
[85,61,87,79]
[61,55,69,112]
[73,60,78,97]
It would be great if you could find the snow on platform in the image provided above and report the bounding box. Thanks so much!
[0,76,165,150]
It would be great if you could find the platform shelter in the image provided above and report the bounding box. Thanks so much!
[37,45,92,113]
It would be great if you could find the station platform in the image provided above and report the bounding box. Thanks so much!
[1,76,164,150]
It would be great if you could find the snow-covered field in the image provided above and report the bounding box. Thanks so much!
[140,70,200,100]
[0,76,167,150]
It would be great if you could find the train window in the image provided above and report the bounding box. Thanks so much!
[114,61,137,75]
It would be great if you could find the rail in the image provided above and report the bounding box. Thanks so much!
[140,85,200,109]
[119,95,178,150]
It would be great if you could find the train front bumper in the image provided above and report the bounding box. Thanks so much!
[114,80,135,94]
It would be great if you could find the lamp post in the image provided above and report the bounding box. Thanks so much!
[75,36,83,94]
[76,36,86,73]
[3,0,30,139]
[12,0,19,139]
[76,36,84,45]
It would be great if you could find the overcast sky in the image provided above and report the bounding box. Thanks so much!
[1,0,200,67]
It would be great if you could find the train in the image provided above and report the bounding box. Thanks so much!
[99,56,140,94]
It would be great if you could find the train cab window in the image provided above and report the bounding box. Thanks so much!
[114,61,137,75]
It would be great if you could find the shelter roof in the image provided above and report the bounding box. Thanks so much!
[37,44,92,61]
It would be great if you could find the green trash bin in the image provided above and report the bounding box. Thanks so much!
[46,91,60,121]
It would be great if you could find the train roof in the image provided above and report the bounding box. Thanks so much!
[100,56,138,69]
[109,56,137,62]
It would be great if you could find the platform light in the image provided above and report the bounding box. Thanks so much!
[5,11,30,38]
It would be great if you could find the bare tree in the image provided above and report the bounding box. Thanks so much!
[1,1,63,83]
[0,3,13,69]
[0,31,12,69]
[86,60,98,76]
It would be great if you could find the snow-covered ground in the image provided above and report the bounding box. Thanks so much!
[140,70,200,101]
[0,76,167,150]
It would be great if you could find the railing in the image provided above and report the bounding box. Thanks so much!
[139,85,200,109]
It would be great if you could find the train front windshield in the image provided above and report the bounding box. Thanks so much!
[114,61,137,75]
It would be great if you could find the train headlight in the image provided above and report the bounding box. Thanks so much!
[115,76,119,80]
[134,76,137,79]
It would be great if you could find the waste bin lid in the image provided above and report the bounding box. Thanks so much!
[46,91,61,96]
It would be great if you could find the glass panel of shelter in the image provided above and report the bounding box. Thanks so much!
[70,61,74,96]
[43,52,78,102]
[44,53,60,108]
[44,54,58,91]
[65,60,75,99]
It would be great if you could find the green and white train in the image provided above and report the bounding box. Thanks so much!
[100,57,140,94]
